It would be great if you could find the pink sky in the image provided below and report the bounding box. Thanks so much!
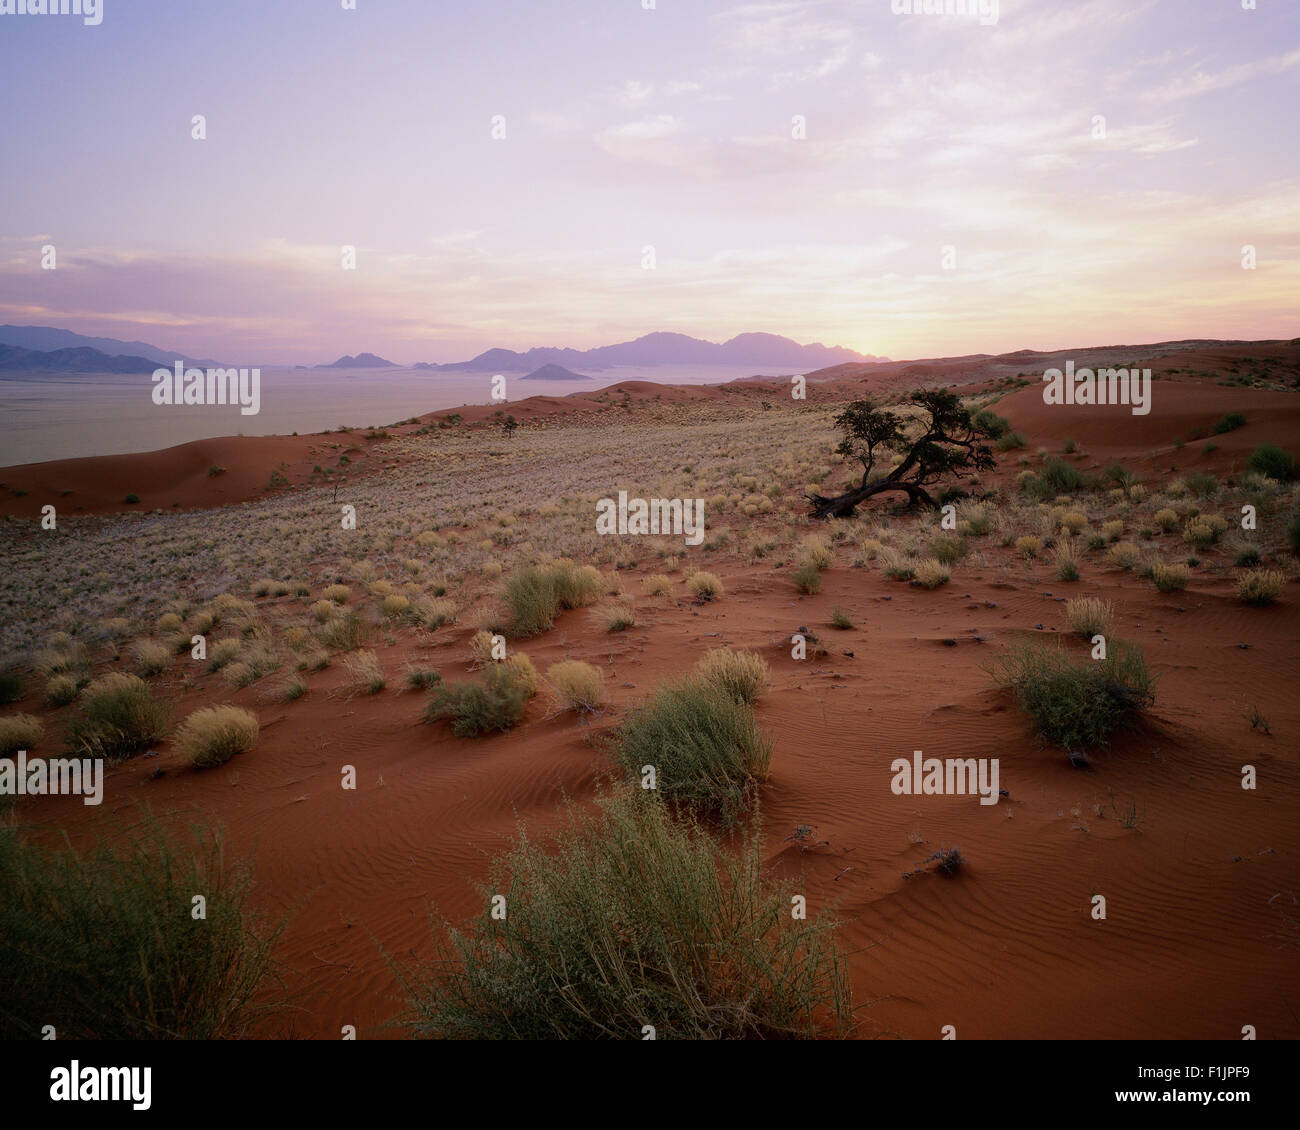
[1,0,1296,364]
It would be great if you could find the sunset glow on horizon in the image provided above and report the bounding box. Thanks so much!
[2,0,1297,365]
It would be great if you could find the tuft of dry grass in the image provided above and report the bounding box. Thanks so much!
[0,713,43,757]
[343,649,386,694]
[1066,597,1113,637]
[66,673,169,762]
[642,574,673,596]
[694,647,769,704]
[1107,542,1140,570]
[546,660,605,712]
[1236,569,1287,606]
[132,640,172,677]
[1152,562,1190,593]
[174,705,259,769]
[912,558,950,589]
[686,572,724,601]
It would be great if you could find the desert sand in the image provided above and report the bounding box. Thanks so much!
[2,342,1298,1039]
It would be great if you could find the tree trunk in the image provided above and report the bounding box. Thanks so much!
[807,478,937,520]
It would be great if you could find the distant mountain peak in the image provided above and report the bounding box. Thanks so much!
[317,352,396,369]
[433,332,882,372]
[521,363,591,381]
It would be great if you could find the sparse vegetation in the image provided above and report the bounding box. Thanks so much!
[991,639,1155,753]
[1236,569,1287,606]
[545,660,606,712]
[65,673,169,762]
[694,648,769,705]
[612,678,771,820]
[399,790,849,1039]
[0,819,280,1038]
[174,706,260,769]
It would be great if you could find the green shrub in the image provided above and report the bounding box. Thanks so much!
[830,607,854,630]
[423,663,534,737]
[65,673,169,763]
[1248,444,1294,481]
[991,639,1155,753]
[612,678,771,821]
[0,819,281,1039]
[398,790,849,1039]
[1211,412,1246,434]
[972,409,1011,438]
[793,563,821,594]
[501,562,603,637]
[1039,457,1085,494]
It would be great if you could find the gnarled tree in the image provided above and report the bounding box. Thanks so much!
[807,389,996,519]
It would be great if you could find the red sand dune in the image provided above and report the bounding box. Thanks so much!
[5,353,1300,1039]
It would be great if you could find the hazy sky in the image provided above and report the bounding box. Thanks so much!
[1,0,1296,364]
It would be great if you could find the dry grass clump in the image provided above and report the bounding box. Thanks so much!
[1059,511,1087,534]
[66,673,169,762]
[399,790,849,1039]
[1065,597,1113,637]
[380,594,411,620]
[309,599,336,623]
[157,612,184,633]
[1054,544,1080,581]
[597,604,636,632]
[1152,562,1190,592]
[0,713,43,756]
[1236,569,1287,606]
[545,660,606,712]
[1100,520,1124,543]
[793,563,821,594]
[318,610,368,651]
[642,574,673,596]
[174,705,260,769]
[468,630,499,667]
[1153,508,1178,532]
[881,548,915,581]
[321,584,351,604]
[799,535,833,570]
[686,571,724,601]
[695,648,769,705]
[1015,535,1041,559]
[207,637,243,671]
[912,558,950,589]
[1182,519,1217,549]
[132,640,172,677]
[1106,542,1141,570]
[958,504,991,536]
[343,649,386,694]
[44,674,79,707]
[417,597,457,630]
